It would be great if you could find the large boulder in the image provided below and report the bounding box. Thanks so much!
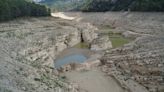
[91,36,112,51]
[81,23,98,43]
[66,30,81,47]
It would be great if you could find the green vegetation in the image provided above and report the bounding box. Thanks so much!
[0,0,50,21]
[100,27,131,48]
[37,0,164,12]
[74,42,89,49]
[81,0,164,12]
[109,35,130,48]
[108,32,130,48]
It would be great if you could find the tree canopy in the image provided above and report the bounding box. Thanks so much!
[81,0,164,12]
[0,0,50,21]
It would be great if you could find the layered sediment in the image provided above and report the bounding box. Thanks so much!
[0,17,98,92]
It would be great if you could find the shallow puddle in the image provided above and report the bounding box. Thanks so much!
[99,27,131,48]
[54,54,87,69]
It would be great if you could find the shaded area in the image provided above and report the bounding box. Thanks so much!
[73,42,90,49]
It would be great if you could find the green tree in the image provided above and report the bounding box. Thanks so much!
[81,0,164,12]
[0,0,50,21]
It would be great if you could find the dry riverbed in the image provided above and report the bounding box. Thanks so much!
[0,12,163,92]
[52,12,148,92]
[61,12,164,92]
[63,68,124,92]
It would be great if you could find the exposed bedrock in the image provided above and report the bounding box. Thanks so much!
[80,23,98,43]
[66,12,164,92]
[100,17,164,92]
[0,17,99,92]
[19,25,81,68]
[91,36,112,51]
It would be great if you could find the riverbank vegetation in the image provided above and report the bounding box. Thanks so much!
[109,34,130,48]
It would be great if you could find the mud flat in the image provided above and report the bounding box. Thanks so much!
[64,68,125,92]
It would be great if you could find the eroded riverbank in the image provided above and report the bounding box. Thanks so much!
[54,47,125,92]
[62,12,164,92]
[0,12,163,92]
[51,13,132,92]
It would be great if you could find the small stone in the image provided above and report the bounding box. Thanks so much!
[107,60,114,64]
[22,87,26,91]
[158,64,163,67]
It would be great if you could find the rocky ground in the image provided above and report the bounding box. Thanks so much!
[65,12,164,92]
[0,16,98,92]
[0,12,164,92]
